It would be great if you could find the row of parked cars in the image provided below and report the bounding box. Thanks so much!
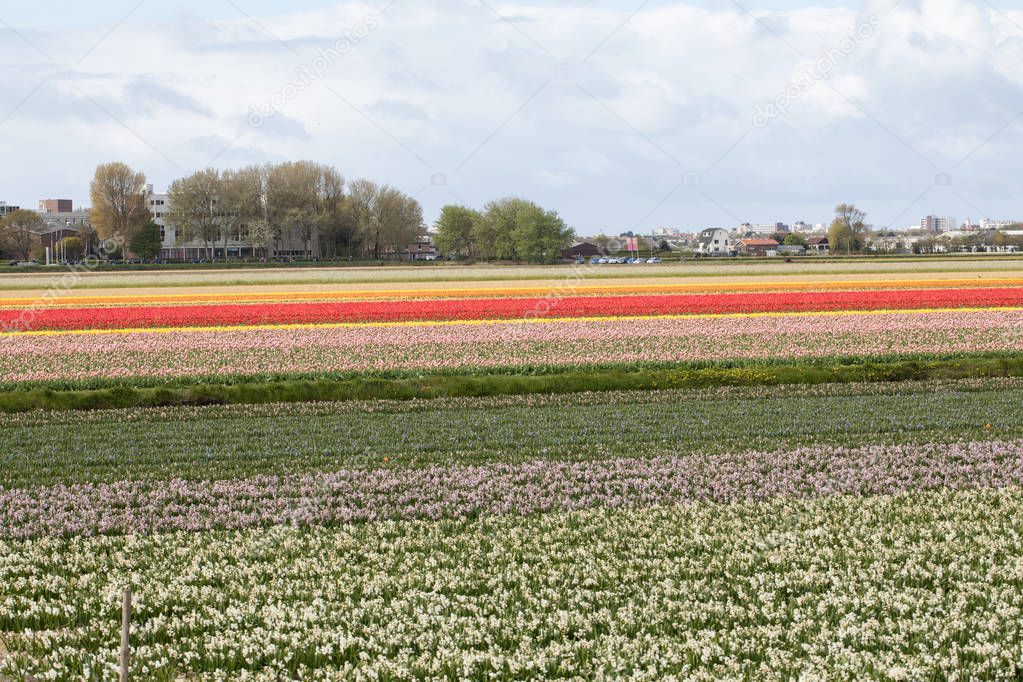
[588,256,663,264]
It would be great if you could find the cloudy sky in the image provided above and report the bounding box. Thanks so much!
[2,0,1023,234]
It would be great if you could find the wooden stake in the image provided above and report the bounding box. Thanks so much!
[119,587,131,682]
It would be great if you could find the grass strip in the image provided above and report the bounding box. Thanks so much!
[2,353,1023,413]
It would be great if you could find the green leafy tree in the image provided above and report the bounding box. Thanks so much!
[434,205,481,259]
[475,198,526,260]
[783,233,807,246]
[129,222,163,259]
[472,198,573,263]
[512,203,574,264]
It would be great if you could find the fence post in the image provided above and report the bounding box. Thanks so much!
[119,587,132,682]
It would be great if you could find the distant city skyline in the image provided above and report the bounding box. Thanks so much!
[3,0,1023,232]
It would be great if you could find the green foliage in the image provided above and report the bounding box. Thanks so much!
[783,233,807,246]
[473,198,520,260]
[472,197,574,263]
[2,378,1021,487]
[512,203,573,264]
[129,221,163,259]
[1,353,1022,414]
[433,205,481,259]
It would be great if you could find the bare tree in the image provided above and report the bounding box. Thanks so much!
[1,209,44,260]
[347,178,380,259]
[220,166,264,259]
[167,169,222,260]
[829,203,870,255]
[266,161,322,259]
[89,162,149,249]
[317,165,347,259]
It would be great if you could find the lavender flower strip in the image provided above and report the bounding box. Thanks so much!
[4,439,1023,538]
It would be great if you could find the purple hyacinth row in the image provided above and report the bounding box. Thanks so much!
[4,439,1023,538]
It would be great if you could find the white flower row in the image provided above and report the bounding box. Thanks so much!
[2,487,1022,679]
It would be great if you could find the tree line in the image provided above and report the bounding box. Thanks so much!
[433,198,574,264]
[88,161,425,260]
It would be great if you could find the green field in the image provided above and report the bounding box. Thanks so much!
[4,260,1023,679]
[2,378,1023,679]
[1,378,1020,488]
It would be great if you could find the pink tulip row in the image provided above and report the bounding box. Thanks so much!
[2,438,1022,538]
[2,310,1021,383]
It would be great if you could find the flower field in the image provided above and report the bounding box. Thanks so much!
[2,264,1023,678]
[3,285,1023,331]
[3,309,1023,385]
[1,275,1023,389]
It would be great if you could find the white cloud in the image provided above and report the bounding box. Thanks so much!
[532,169,579,187]
[1,0,1023,232]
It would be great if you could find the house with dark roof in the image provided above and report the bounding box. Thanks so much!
[736,238,779,256]
[805,236,829,254]
[561,241,602,259]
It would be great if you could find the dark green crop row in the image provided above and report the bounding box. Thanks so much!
[1,352,1022,414]
[3,377,1021,489]
[5,350,1023,394]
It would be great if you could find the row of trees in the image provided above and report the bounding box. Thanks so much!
[433,198,574,264]
[88,161,425,260]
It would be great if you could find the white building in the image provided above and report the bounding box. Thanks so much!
[740,222,788,235]
[695,228,733,256]
[920,215,956,232]
[146,186,320,260]
[0,202,20,217]
[38,209,91,231]
[980,218,1017,230]
[145,186,174,250]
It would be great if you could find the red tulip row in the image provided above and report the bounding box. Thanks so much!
[3,286,1022,331]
